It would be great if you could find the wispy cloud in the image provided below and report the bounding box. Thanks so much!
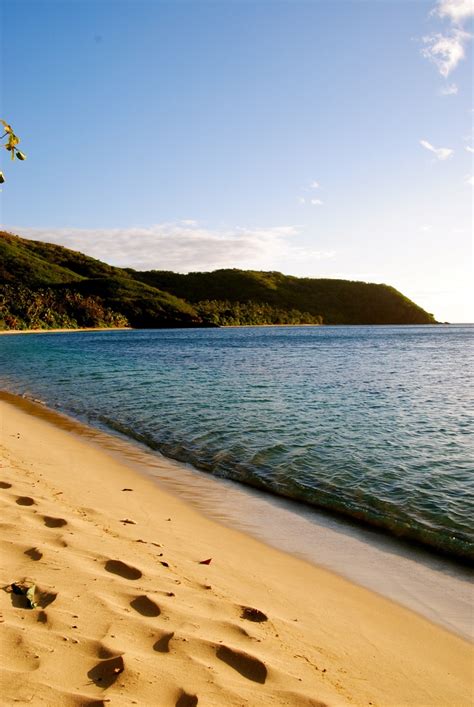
[3,221,336,272]
[421,1,473,78]
[421,29,471,77]
[465,175,474,186]
[435,0,474,24]
[298,180,323,205]
[465,145,474,153]
[420,139,454,160]
[439,82,459,94]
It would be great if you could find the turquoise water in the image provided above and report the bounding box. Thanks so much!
[0,325,472,560]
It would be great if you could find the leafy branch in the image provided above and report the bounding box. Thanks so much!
[0,120,26,184]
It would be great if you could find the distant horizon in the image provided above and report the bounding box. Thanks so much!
[1,0,472,322]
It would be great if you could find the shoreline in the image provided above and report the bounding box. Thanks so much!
[0,322,459,336]
[0,326,132,335]
[2,391,472,642]
[0,396,472,704]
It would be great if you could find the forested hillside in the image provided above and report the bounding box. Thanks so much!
[0,231,436,329]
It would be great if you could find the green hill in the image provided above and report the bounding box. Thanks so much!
[132,269,435,325]
[0,232,201,329]
[0,231,436,329]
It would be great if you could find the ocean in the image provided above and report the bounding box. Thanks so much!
[0,325,472,562]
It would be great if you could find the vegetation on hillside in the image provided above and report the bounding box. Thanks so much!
[133,269,436,325]
[195,300,323,326]
[0,231,437,330]
[0,285,129,330]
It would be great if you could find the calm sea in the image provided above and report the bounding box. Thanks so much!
[1,325,472,561]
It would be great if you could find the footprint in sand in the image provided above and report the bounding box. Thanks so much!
[24,547,43,561]
[87,655,125,688]
[175,691,198,707]
[104,559,142,580]
[241,606,268,623]
[37,610,48,624]
[153,631,174,653]
[130,595,160,617]
[216,645,267,684]
[1,626,40,671]
[0,481,12,489]
[16,496,35,506]
[43,515,67,528]
[38,590,57,609]
[96,643,117,660]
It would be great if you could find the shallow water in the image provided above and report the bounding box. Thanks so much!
[0,325,473,560]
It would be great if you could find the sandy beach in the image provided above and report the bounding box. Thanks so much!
[0,397,472,706]
[0,328,132,336]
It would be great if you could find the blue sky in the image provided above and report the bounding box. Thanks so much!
[1,0,472,321]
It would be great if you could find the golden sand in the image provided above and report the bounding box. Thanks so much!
[0,398,472,706]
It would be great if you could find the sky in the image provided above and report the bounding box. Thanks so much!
[0,0,472,322]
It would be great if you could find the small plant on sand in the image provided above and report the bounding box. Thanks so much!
[0,119,26,184]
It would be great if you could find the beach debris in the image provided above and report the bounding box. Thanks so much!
[120,518,136,525]
[0,481,12,488]
[160,561,170,568]
[24,547,43,561]
[198,558,212,565]
[10,581,38,609]
[121,488,133,492]
[240,606,268,623]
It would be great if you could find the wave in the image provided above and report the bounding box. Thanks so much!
[95,414,474,564]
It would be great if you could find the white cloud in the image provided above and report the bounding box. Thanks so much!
[439,82,459,94]
[298,197,306,204]
[435,0,474,24]
[420,139,454,160]
[465,174,474,186]
[419,225,433,232]
[3,221,336,272]
[310,181,320,189]
[310,199,324,206]
[465,145,474,152]
[421,29,471,77]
